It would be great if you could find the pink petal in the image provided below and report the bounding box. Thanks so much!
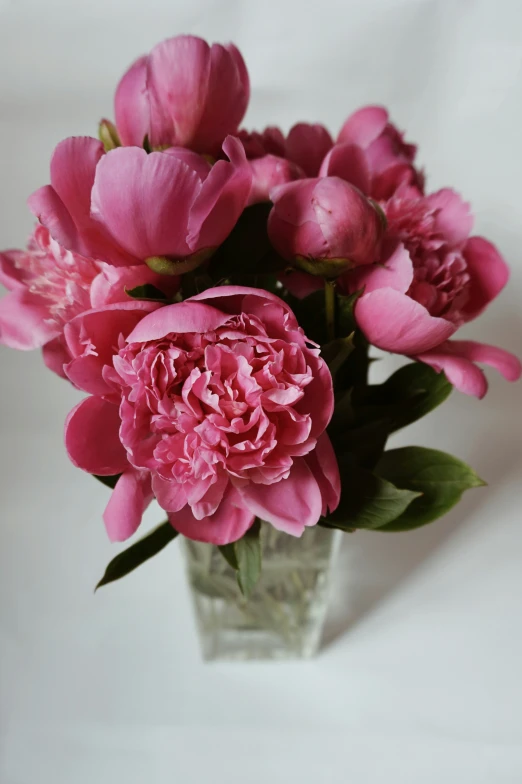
[90,264,179,308]
[426,188,473,246]
[103,469,153,542]
[42,336,70,378]
[64,301,160,394]
[152,475,188,513]
[0,289,60,350]
[285,122,334,177]
[192,43,250,153]
[91,147,200,260]
[295,351,334,438]
[114,56,151,147]
[188,136,252,250]
[461,236,510,320]
[169,485,255,545]
[417,340,522,398]
[163,147,212,179]
[65,396,128,475]
[319,143,371,194]
[235,457,323,536]
[355,288,456,354]
[28,185,83,257]
[148,35,211,149]
[247,155,304,206]
[338,106,389,147]
[278,269,323,299]
[347,241,413,295]
[303,433,341,516]
[126,301,230,343]
[0,250,30,290]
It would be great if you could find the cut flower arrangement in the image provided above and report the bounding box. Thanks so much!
[1,34,520,659]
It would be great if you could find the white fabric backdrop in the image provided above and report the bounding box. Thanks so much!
[1,1,521,781]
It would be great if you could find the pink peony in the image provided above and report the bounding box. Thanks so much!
[342,187,521,396]
[64,287,340,544]
[0,225,177,376]
[114,35,250,155]
[321,106,423,200]
[247,155,304,206]
[268,177,385,276]
[29,135,252,273]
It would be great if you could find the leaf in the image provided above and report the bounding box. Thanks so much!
[375,447,485,531]
[321,459,421,531]
[329,418,391,469]
[95,521,178,590]
[234,519,262,599]
[94,474,121,489]
[354,362,453,433]
[126,284,168,302]
[321,334,355,379]
[218,543,239,570]
[336,290,363,336]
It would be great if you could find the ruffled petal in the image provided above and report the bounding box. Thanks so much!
[0,289,60,350]
[169,485,255,545]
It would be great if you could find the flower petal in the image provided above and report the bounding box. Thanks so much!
[417,340,522,398]
[42,336,70,378]
[319,143,371,194]
[355,288,456,354]
[91,147,201,260]
[303,433,341,516]
[0,289,60,350]
[426,188,473,246]
[346,241,413,295]
[125,301,230,343]
[114,55,150,147]
[169,484,255,545]
[462,236,510,320]
[65,397,128,475]
[235,457,323,536]
[338,106,389,146]
[248,154,303,206]
[103,469,153,542]
[286,122,333,177]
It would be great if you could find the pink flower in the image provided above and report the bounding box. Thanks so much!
[114,35,250,155]
[0,225,178,376]
[342,187,521,396]
[64,287,340,544]
[285,123,334,177]
[268,177,385,276]
[247,155,304,205]
[238,127,286,159]
[321,106,423,200]
[29,135,252,273]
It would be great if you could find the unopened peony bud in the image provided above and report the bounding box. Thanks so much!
[98,119,121,152]
[268,177,384,277]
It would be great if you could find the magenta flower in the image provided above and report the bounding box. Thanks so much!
[29,135,252,272]
[64,287,340,544]
[268,177,384,276]
[0,225,176,376]
[343,188,521,397]
[321,106,423,200]
[114,35,250,155]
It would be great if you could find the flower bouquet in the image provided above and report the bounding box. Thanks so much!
[1,34,519,660]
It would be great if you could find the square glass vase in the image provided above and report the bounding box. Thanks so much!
[183,522,341,661]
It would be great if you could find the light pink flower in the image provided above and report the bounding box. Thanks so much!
[0,224,178,376]
[268,177,384,275]
[64,287,340,544]
[114,35,250,155]
[342,187,521,396]
[321,106,423,200]
[29,135,252,272]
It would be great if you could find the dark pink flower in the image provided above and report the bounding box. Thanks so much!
[341,187,521,396]
[268,177,384,276]
[29,135,251,272]
[64,287,340,544]
[321,106,423,200]
[114,35,250,155]
[0,225,176,376]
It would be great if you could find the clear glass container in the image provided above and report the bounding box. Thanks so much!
[183,523,341,661]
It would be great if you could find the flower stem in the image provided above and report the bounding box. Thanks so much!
[324,280,336,341]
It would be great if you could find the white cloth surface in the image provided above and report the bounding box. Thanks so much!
[1,0,522,781]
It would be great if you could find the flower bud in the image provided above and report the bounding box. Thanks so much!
[98,119,121,152]
[268,177,384,277]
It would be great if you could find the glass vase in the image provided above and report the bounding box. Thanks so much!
[183,523,341,661]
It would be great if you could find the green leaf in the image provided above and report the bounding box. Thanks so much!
[329,418,391,469]
[95,522,178,590]
[234,519,262,599]
[322,459,421,531]
[375,447,485,531]
[125,284,168,302]
[218,543,239,570]
[354,363,453,433]
[321,334,355,379]
[94,474,121,489]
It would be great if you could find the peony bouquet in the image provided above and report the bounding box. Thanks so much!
[1,34,520,612]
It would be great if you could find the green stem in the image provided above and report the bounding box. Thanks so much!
[324,280,336,341]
